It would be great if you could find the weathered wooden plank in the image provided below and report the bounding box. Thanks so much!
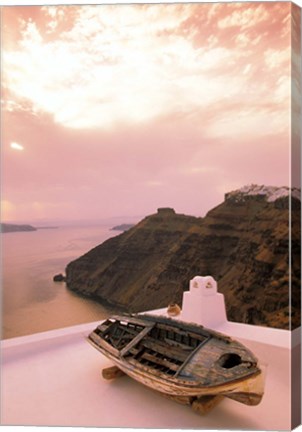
[111,315,154,328]
[155,322,208,341]
[141,313,204,330]
[115,333,134,343]
[141,351,180,372]
[141,314,236,344]
[182,338,260,386]
[88,333,120,357]
[102,320,119,338]
[157,391,194,406]
[191,395,224,415]
[156,391,223,412]
[163,337,195,351]
[96,323,110,332]
[126,346,141,357]
[225,391,263,406]
[174,337,211,377]
[114,327,133,346]
[120,325,155,357]
[142,338,188,362]
[122,327,141,336]
[102,366,126,380]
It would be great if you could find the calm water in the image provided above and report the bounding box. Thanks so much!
[1,225,119,339]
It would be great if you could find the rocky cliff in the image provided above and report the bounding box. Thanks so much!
[65,187,301,329]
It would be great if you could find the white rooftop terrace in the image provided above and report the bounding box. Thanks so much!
[1,276,301,430]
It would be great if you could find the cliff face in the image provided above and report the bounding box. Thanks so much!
[66,208,200,310]
[65,188,301,329]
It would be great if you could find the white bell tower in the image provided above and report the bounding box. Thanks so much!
[180,275,227,327]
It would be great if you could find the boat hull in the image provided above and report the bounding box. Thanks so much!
[88,336,263,405]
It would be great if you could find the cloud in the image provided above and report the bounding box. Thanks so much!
[1,3,294,222]
[217,5,270,29]
[264,48,290,70]
[3,6,195,129]
[2,3,291,135]
[205,106,289,141]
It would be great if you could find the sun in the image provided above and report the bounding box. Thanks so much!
[10,142,24,151]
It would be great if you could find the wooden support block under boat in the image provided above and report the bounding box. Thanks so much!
[191,395,224,415]
[157,391,224,414]
[102,366,126,380]
[156,391,195,406]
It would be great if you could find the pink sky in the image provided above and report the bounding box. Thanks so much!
[1,3,300,224]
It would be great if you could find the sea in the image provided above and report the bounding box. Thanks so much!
[1,224,121,340]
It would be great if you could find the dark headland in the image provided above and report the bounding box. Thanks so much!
[1,223,37,233]
[65,186,301,330]
[1,223,59,233]
[110,224,135,232]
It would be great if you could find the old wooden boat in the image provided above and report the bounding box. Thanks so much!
[87,314,264,407]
